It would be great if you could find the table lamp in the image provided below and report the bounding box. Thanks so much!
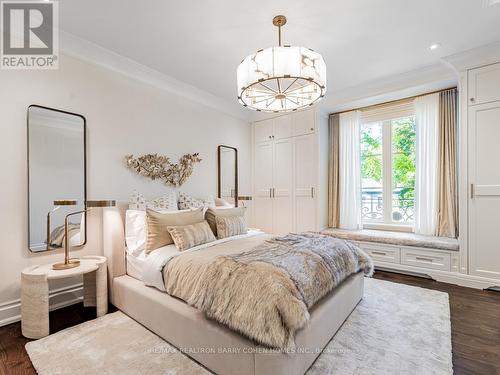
[52,199,116,270]
[47,200,77,251]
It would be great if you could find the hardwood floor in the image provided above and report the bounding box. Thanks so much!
[0,272,499,374]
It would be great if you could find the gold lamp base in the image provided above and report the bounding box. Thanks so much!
[52,259,80,270]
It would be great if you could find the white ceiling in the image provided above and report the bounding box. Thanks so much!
[60,0,500,115]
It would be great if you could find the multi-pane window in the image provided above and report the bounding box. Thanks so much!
[360,115,416,229]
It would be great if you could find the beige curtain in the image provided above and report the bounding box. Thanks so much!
[328,114,340,228]
[437,88,458,237]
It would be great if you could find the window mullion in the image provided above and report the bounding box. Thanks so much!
[382,121,392,224]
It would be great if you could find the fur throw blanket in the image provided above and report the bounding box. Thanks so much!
[164,233,373,350]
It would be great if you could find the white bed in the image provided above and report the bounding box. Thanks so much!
[103,205,364,375]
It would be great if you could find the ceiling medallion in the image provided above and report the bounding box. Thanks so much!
[237,15,327,113]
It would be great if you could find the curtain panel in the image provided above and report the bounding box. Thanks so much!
[328,114,340,228]
[414,93,440,235]
[437,89,458,238]
[338,111,362,230]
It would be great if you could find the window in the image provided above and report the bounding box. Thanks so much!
[360,115,416,230]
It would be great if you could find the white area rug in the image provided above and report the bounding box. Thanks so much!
[26,278,453,375]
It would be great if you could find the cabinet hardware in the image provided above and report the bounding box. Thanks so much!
[310,127,314,131]
[269,188,272,198]
[272,188,275,198]
[311,187,314,198]
[415,257,433,263]
[470,97,475,103]
[471,183,474,199]
[269,135,272,139]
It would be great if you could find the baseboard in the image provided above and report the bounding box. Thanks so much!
[0,283,84,327]
[375,261,500,289]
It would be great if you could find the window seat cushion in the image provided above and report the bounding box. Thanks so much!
[321,228,459,252]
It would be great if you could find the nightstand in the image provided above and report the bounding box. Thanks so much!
[21,255,107,339]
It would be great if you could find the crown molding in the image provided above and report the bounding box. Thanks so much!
[319,62,457,114]
[60,31,251,122]
[441,41,500,73]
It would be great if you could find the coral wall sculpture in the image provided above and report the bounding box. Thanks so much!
[125,153,202,187]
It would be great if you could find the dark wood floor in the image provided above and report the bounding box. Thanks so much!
[1,271,499,375]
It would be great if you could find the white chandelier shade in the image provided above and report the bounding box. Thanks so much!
[237,45,326,112]
[237,15,327,113]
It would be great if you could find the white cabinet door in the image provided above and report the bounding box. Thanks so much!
[294,134,316,232]
[292,109,315,137]
[253,141,273,233]
[468,63,500,105]
[274,115,292,140]
[273,138,293,235]
[254,119,274,143]
[469,102,500,280]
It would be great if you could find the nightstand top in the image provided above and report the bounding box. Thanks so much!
[22,255,106,280]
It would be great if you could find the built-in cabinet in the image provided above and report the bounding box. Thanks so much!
[467,62,500,281]
[252,108,327,235]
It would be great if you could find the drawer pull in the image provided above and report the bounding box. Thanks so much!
[415,256,434,263]
[371,251,387,256]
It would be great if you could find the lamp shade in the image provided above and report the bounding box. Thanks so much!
[53,200,77,206]
[86,200,116,208]
[237,46,326,112]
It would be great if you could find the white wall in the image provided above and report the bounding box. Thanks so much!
[0,53,251,325]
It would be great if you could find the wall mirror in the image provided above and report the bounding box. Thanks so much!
[217,145,238,207]
[27,105,86,252]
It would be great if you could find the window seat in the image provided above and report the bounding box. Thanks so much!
[322,228,459,252]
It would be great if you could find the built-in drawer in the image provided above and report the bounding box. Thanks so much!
[401,247,451,271]
[357,242,400,264]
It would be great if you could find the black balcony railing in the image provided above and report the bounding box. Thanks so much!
[361,194,414,223]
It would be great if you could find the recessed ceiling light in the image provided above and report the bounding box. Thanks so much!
[429,43,441,51]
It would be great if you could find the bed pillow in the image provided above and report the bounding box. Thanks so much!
[145,207,204,254]
[129,190,178,211]
[125,210,147,256]
[205,207,246,236]
[167,221,216,251]
[178,192,215,210]
[215,215,248,239]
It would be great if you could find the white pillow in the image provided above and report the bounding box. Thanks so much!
[125,210,146,256]
[128,190,178,211]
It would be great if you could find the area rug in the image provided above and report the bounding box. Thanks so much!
[26,278,453,375]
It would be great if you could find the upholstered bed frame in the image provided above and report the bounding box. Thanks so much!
[102,205,364,375]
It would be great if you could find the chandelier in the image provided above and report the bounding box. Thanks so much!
[237,15,326,113]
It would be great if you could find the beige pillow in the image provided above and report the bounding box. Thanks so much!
[215,216,248,239]
[205,207,246,236]
[146,207,204,254]
[167,221,216,251]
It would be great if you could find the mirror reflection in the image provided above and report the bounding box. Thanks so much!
[28,105,86,252]
[218,145,238,207]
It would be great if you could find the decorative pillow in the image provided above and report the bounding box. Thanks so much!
[125,210,147,256]
[178,192,215,210]
[215,216,248,239]
[205,207,246,236]
[128,190,178,211]
[145,207,204,254]
[214,197,232,207]
[129,190,146,210]
[167,221,216,251]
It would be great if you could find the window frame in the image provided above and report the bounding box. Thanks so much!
[360,109,416,232]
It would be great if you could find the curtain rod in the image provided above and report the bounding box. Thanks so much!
[330,86,457,116]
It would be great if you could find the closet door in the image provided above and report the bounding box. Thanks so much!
[274,115,292,140]
[468,63,500,105]
[469,101,500,280]
[273,138,294,235]
[292,109,315,137]
[253,141,273,233]
[254,119,274,143]
[294,134,317,232]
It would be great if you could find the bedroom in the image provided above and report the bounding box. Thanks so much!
[0,0,499,374]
